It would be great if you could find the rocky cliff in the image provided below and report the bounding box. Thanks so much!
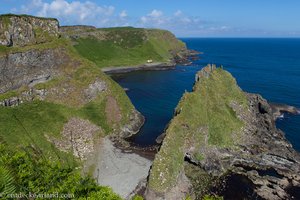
[146,65,300,200]
[0,48,73,94]
[0,14,59,47]
[0,14,66,94]
[0,14,144,163]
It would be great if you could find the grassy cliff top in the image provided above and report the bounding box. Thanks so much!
[67,26,186,68]
[148,65,248,193]
[0,13,58,21]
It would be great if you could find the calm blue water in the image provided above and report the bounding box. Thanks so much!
[112,38,300,151]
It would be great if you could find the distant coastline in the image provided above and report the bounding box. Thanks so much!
[101,62,176,74]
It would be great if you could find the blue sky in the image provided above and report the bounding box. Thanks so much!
[1,0,300,37]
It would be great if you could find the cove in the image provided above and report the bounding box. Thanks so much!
[112,38,300,151]
[112,65,202,146]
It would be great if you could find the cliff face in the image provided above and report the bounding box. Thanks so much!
[0,14,59,47]
[0,15,65,93]
[0,48,73,93]
[146,65,300,200]
[0,15,143,164]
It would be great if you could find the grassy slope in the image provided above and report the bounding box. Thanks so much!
[0,26,184,167]
[0,38,134,166]
[73,27,186,68]
[148,67,248,193]
[0,37,70,56]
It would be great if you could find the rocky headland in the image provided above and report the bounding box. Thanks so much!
[2,13,299,200]
[145,65,300,200]
[0,14,196,199]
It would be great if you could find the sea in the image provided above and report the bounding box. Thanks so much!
[112,38,300,152]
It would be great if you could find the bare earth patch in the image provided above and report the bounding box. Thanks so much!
[105,96,122,124]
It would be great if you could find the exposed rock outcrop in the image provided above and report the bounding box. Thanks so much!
[0,48,75,94]
[0,88,47,107]
[146,65,300,200]
[0,14,59,47]
[46,118,102,160]
[83,79,107,102]
[59,25,104,40]
[270,103,299,120]
[119,110,145,138]
[200,93,300,200]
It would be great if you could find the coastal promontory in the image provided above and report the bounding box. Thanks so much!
[0,14,189,199]
[146,65,300,200]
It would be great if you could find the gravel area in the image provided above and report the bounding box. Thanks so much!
[93,137,152,199]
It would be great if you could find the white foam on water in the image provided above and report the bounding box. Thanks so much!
[278,113,285,119]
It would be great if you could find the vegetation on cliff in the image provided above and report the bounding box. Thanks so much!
[68,27,186,67]
[0,38,135,158]
[147,65,300,200]
[0,143,122,199]
[0,14,59,47]
[147,65,248,198]
[0,14,189,198]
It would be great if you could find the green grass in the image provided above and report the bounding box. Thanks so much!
[0,101,77,166]
[0,90,18,101]
[34,27,56,44]
[74,38,164,67]
[0,87,133,166]
[73,28,186,68]
[148,67,248,192]
[0,26,181,175]
[0,97,116,162]
[79,96,111,133]
[0,13,58,22]
[0,44,10,53]
[98,27,146,48]
[0,38,70,56]
[0,15,11,28]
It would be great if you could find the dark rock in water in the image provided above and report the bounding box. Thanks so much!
[172,49,201,66]
[270,103,299,120]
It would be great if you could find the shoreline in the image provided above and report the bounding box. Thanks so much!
[100,49,202,74]
[101,62,176,74]
[93,137,152,199]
